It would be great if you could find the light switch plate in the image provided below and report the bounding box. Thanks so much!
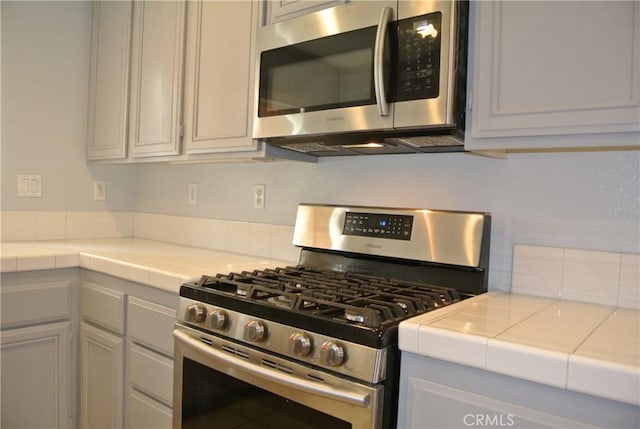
[17,174,42,197]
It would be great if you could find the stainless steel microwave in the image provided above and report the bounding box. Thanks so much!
[253,0,469,156]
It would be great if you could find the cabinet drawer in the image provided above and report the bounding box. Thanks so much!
[81,282,126,334]
[127,297,175,356]
[126,387,172,429]
[127,341,173,406]
[1,281,71,328]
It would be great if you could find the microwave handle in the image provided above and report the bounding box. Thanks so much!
[374,6,392,116]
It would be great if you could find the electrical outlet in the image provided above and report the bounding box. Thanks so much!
[188,183,198,205]
[253,184,265,209]
[93,181,106,201]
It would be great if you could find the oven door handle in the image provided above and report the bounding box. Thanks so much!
[374,6,392,117]
[174,329,371,408]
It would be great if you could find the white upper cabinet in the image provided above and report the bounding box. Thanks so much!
[182,0,258,154]
[265,0,348,25]
[86,0,313,163]
[86,1,133,161]
[128,0,186,158]
[466,1,640,151]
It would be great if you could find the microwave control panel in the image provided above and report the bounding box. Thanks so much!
[396,12,442,102]
[343,212,414,240]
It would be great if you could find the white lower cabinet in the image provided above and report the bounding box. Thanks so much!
[125,296,176,429]
[1,322,72,428]
[79,270,177,428]
[0,270,78,429]
[398,352,640,429]
[79,323,125,429]
[0,268,177,428]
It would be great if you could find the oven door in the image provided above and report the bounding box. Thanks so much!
[173,326,383,429]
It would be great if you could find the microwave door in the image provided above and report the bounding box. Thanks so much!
[253,1,396,139]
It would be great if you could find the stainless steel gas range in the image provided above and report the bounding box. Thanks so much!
[173,203,491,428]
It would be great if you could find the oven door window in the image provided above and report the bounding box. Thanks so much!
[181,357,352,428]
[258,26,391,117]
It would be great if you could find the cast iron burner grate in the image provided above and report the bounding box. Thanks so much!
[195,267,460,329]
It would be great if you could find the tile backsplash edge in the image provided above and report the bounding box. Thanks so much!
[511,244,639,310]
[0,211,299,262]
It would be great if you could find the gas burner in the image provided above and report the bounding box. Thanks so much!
[194,267,462,329]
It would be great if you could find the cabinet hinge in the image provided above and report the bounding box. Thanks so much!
[467,91,473,111]
[179,125,184,138]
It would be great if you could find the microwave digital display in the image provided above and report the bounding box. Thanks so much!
[395,12,442,102]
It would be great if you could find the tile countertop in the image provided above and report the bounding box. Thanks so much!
[4,240,639,407]
[0,238,296,293]
[399,291,640,407]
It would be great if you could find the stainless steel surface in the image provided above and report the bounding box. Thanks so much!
[177,297,389,383]
[253,0,464,149]
[293,203,488,267]
[173,326,383,428]
[394,0,456,129]
[253,1,396,140]
[374,6,393,117]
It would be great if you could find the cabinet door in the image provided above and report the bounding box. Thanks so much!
[401,377,593,429]
[182,0,259,154]
[128,0,186,158]
[86,1,133,161]
[266,0,348,24]
[79,323,125,429]
[467,1,640,150]
[1,322,71,429]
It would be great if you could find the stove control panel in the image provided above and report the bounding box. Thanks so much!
[343,211,413,240]
[176,297,388,383]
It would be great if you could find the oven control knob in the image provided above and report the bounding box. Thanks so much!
[207,309,228,330]
[288,332,313,357]
[320,341,346,367]
[244,320,268,342]
[184,304,207,324]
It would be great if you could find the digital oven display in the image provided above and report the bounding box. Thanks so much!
[343,212,413,240]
